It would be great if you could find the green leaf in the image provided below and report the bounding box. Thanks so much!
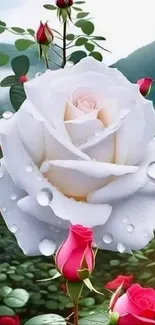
[0,306,15,316]
[85,42,95,52]
[82,21,95,35]
[79,313,109,325]
[74,1,85,3]
[43,4,57,10]
[11,27,25,33]
[66,34,75,40]
[77,12,89,18]
[0,286,12,297]
[89,51,103,61]
[73,6,83,11]
[92,36,106,41]
[27,28,35,36]
[1,75,18,87]
[0,273,7,281]
[80,297,95,307]
[69,50,87,64]
[10,84,26,111]
[11,55,30,76]
[75,19,86,27]
[75,37,87,46]
[4,288,29,308]
[0,21,6,27]
[15,39,35,51]
[25,314,66,325]
[0,52,9,66]
[0,26,5,33]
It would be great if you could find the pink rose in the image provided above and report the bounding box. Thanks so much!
[55,224,95,281]
[137,77,153,96]
[112,284,155,325]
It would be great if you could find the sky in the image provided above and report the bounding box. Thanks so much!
[0,0,155,65]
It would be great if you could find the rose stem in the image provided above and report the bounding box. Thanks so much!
[62,20,67,67]
[44,55,49,69]
[73,303,79,325]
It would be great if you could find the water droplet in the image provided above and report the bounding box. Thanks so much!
[117,243,126,253]
[39,239,56,256]
[2,207,6,212]
[25,163,34,173]
[0,169,3,178]
[127,224,134,233]
[55,228,60,233]
[37,175,43,181]
[144,232,148,237]
[3,111,13,119]
[122,216,129,223]
[147,162,155,179]
[35,72,42,78]
[10,193,17,200]
[10,225,18,233]
[37,188,53,206]
[40,161,50,173]
[103,234,113,244]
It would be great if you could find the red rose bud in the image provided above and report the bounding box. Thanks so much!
[36,21,54,45]
[19,75,28,83]
[55,224,95,282]
[0,315,20,325]
[105,274,134,291]
[137,77,153,96]
[56,0,73,8]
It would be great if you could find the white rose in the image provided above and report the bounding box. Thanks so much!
[0,57,155,256]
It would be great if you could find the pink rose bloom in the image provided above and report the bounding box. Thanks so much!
[112,284,155,325]
[55,224,95,281]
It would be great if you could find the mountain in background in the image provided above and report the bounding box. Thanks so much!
[112,41,155,103]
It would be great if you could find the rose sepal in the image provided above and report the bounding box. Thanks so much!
[109,312,120,325]
[57,7,72,22]
[37,271,61,282]
[84,278,104,296]
[109,283,123,311]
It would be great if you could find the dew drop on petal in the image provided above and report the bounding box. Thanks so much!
[3,111,13,119]
[37,175,43,181]
[25,163,34,173]
[122,216,129,223]
[39,239,56,256]
[2,207,7,212]
[103,234,113,244]
[35,72,42,78]
[117,243,126,253]
[37,188,53,206]
[147,162,155,179]
[126,224,134,233]
[10,193,17,200]
[10,225,18,233]
[40,161,50,173]
[0,169,3,178]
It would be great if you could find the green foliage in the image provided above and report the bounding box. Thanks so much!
[4,288,29,308]
[11,27,25,33]
[66,34,75,40]
[81,21,95,35]
[15,39,36,51]
[10,84,26,110]
[75,37,88,46]
[79,313,109,325]
[1,76,18,87]
[89,51,103,61]
[11,55,30,76]
[69,50,87,64]
[25,314,66,325]
[0,305,15,316]
[85,43,95,52]
[0,52,9,66]
[43,4,57,10]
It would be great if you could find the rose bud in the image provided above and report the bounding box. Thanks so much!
[0,315,20,325]
[36,21,54,45]
[105,274,134,291]
[137,77,153,96]
[19,75,28,83]
[111,284,155,325]
[55,224,95,282]
[56,0,73,8]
